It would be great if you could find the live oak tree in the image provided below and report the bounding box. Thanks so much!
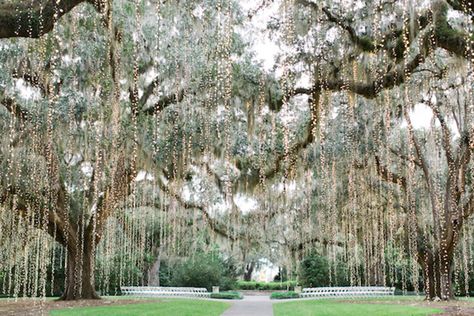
[254,0,474,300]
[0,0,264,300]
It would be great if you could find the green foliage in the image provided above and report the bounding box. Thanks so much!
[384,244,423,292]
[157,260,173,287]
[235,281,297,291]
[210,291,243,299]
[235,280,257,290]
[96,254,151,296]
[298,253,330,287]
[270,291,300,299]
[358,36,375,52]
[170,252,238,291]
[392,36,405,60]
[435,21,467,48]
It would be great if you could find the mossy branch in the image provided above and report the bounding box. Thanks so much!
[0,0,102,39]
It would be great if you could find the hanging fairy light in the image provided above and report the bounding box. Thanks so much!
[404,102,420,294]
[223,0,234,206]
[280,0,296,189]
[257,74,267,192]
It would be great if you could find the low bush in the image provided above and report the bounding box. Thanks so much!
[171,252,238,291]
[236,280,297,291]
[298,253,330,288]
[298,252,351,288]
[270,291,300,299]
[236,281,257,290]
[210,291,243,299]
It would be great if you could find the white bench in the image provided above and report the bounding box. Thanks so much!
[300,286,395,298]
[120,286,211,298]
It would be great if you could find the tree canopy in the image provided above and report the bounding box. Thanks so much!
[0,0,473,301]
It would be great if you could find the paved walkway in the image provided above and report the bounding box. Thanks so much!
[221,295,273,316]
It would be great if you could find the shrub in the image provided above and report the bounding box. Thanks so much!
[236,281,258,290]
[298,253,330,288]
[270,291,300,299]
[236,280,297,291]
[158,260,173,287]
[210,291,243,299]
[171,252,238,291]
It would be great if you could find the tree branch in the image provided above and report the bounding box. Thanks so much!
[374,155,407,189]
[0,94,30,121]
[156,173,239,242]
[426,100,454,165]
[446,0,474,22]
[291,53,425,101]
[389,146,423,168]
[296,0,431,58]
[0,0,102,39]
[290,235,344,253]
[88,152,136,245]
[141,89,185,115]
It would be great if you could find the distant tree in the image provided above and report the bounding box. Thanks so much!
[171,251,238,291]
[298,253,330,287]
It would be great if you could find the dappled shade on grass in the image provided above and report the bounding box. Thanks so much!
[273,300,442,316]
[49,299,230,316]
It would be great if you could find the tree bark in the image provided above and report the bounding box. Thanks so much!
[0,0,102,39]
[243,262,255,281]
[147,245,163,286]
[419,238,455,300]
[60,242,100,300]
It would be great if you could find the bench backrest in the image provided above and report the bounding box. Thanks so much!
[301,286,395,297]
[120,286,210,296]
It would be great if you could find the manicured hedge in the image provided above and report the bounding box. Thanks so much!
[236,281,297,291]
[270,291,300,299]
[210,291,243,299]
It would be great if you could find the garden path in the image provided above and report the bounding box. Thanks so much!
[221,295,273,316]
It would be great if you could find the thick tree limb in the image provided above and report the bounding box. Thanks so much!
[389,146,423,168]
[454,133,471,202]
[426,100,455,165]
[446,0,474,22]
[156,174,239,241]
[375,155,407,188]
[138,76,161,110]
[0,0,102,39]
[88,153,136,245]
[292,53,425,101]
[234,91,320,191]
[141,88,186,115]
[403,108,434,188]
[12,69,49,96]
[0,176,79,251]
[0,95,30,121]
[296,0,430,58]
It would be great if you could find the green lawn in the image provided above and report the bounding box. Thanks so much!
[273,300,443,316]
[49,299,230,316]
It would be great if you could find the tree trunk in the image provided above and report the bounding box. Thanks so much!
[421,246,454,301]
[243,262,255,281]
[60,243,100,300]
[148,246,163,286]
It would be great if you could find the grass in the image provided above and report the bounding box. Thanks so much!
[49,299,230,316]
[273,299,443,316]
